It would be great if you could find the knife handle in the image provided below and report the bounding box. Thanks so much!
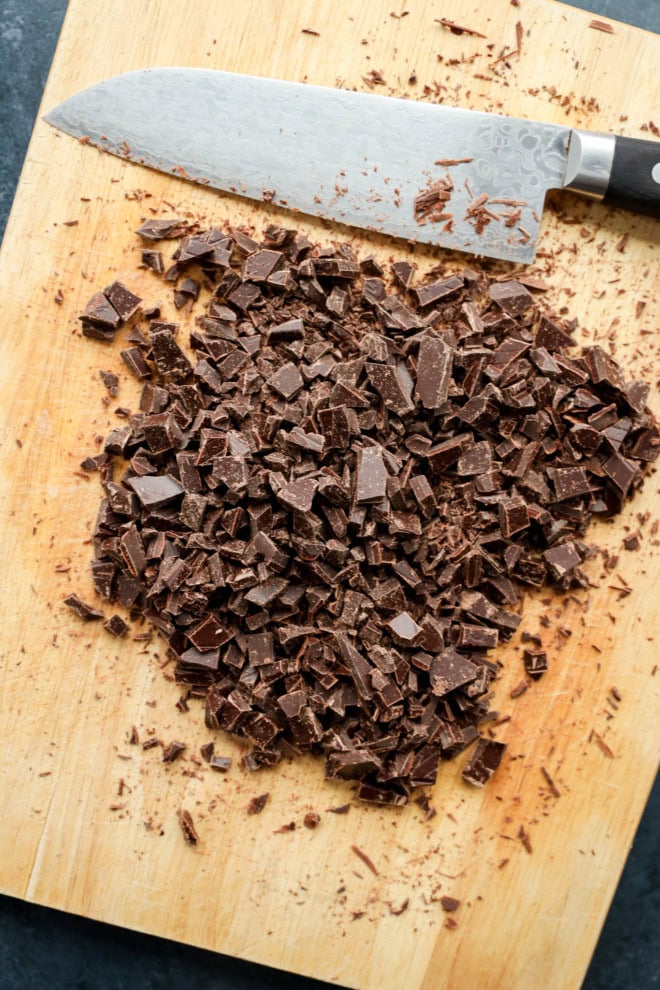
[603,136,660,218]
[564,130,660,219]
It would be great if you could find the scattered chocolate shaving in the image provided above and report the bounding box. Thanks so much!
[178,808,199,845]
[303,812,321,829]
[589,19,615,33]
[435,16,487,37]
[328,804,351,814]
[76,221,657,806]
[351,844,379,876]
[590,730,615,758]
[518,824,533,854]
[541,766,560,798]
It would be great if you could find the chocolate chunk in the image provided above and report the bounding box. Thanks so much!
[462,739,507,787]
[603,451,637,494]
[120,346,152,380]
[355,446,388,504]
[413,275,463,307]
[80,291,121,340]
[277,477,318,513]
[499,495,530,537]
[415,335,452,409]
[137,218,189,240]
[162,740,186,763]
[63,594,104,621]
[430,649,478,696]
[103,613,129,637]
[127,474,184,508]
[547,466,591,501]
[543,542,581,580]
[104,281,142,321]
[387,612,422,644]
[141,249,164,273]
[150,329,193,382]
[210,755,232,772]
[488,280,533,316]
[365,363,415,415]
[523,649,547,679]
[269,362,304,399]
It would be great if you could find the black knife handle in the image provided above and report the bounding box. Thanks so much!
[603,136,660,218]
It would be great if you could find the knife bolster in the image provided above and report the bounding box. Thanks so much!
[563,129,615,199]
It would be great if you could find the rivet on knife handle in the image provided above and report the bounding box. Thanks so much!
[564,129,660,218]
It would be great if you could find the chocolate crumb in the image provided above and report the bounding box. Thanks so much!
[440,896,461,912]
[247,793,270,815]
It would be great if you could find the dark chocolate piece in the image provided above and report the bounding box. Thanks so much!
[247,793,270,815]
[415,335,453,409]
[104,281,142,321]
[127,474,184,508]
[462,739,507,787]
[162,740,186,763]
[355,446,388,504]
[64,594,104,621]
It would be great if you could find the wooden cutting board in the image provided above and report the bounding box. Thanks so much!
[0,1,658,987]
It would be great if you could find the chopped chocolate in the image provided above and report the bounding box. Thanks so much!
[355,446,388,504]
[103,614,129,637]
[77,220,657,806]
[430,649,478,696]
[488,280,533,316]
[79,291,121,340]
[162,740,186,763]
[137,218,189,240]
[127,474,184,508]
[63,594,104,621]
[209,755,232,772]
[303,811,321,829]
[462,739,507,787]
[415,335,453,409]
[524,649,547,679]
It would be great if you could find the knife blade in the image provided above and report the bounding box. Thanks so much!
[44,68,660,264]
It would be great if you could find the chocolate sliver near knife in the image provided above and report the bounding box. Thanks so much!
[44,68,660,264]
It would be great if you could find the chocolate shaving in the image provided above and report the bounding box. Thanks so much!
[351,844,379,876]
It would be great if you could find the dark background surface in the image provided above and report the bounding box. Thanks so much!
[0,1,657,987]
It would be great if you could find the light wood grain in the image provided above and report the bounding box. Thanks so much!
[0,1,658,988]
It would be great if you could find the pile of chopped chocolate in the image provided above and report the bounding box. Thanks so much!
[78,219,658,806]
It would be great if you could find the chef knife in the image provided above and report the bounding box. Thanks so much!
[44,68,660,264]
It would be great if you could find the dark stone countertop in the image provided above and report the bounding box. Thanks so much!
[0,1,657,987]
